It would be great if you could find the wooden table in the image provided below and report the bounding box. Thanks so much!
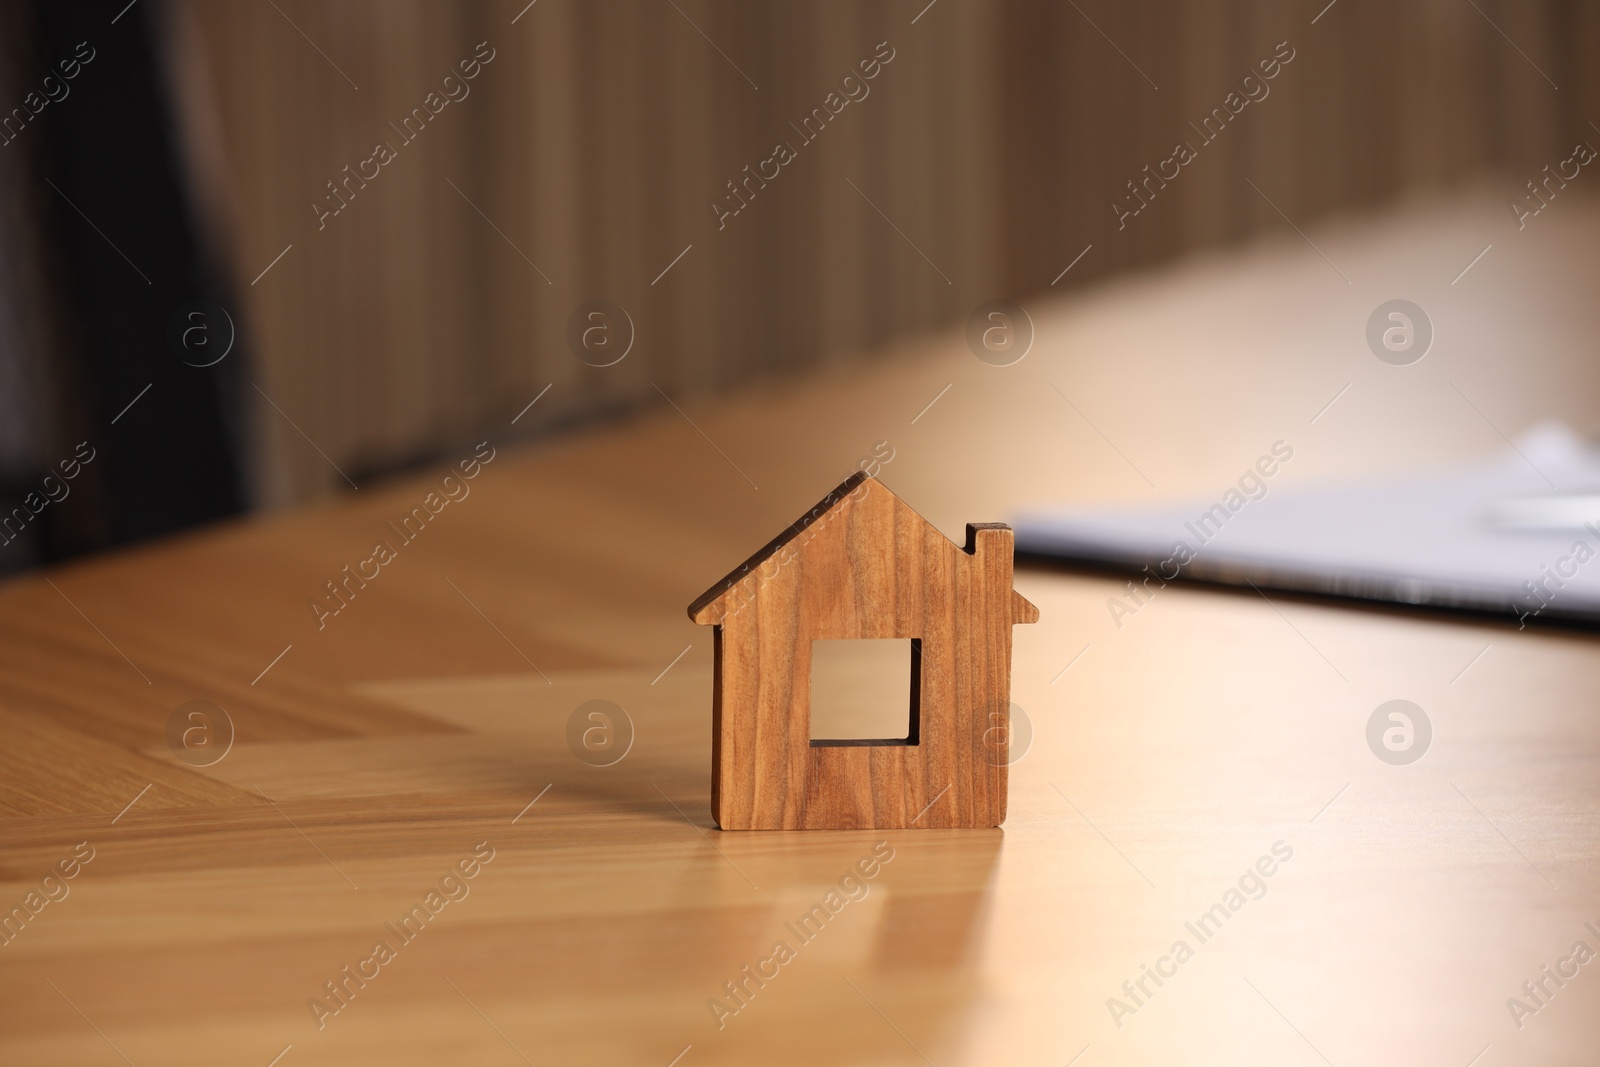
[5,188,1600,1065]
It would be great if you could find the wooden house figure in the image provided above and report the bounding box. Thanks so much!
[688,472,1039,829]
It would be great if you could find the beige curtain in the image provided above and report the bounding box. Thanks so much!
[181,0,1597,506]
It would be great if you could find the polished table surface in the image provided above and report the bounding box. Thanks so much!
[5,188,1600,1065]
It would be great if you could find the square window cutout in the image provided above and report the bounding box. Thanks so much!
[809,638,920,746]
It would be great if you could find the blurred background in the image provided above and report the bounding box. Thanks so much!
[1,0,1596,574]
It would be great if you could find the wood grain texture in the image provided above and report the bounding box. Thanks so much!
[691,473,1038,829]
[4,195,1600,1064]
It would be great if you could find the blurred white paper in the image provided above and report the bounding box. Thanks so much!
[1013,423,1600,626]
